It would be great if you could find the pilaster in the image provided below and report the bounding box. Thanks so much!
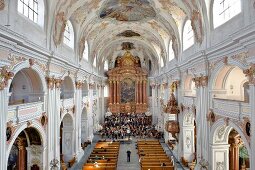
[243,65,255,169]
[74,81,84,161]
[0,66,13,170]
[192,75,209,169]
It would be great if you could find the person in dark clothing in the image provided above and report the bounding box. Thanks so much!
[126,150,131,162]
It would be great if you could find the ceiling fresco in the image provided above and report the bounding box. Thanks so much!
[53,0,206,73]
[117,30,141,37]
[99,0,156,21]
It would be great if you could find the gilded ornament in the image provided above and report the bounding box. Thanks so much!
[165,120,179,141]
[243,64,255,84]
[0,66,14,90]
[46,77,55,90]
[75,81,83,89]
[55,79,63,89]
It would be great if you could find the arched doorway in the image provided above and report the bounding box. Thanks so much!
[60,77,74,99]
[9,68,44,105]
[81,108,88,144]
[60,114,74,163]
[7,128,43,170]
[210,121,250,170]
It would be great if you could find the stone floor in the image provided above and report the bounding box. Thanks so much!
[117,139,140,170]
[71,136,185,170]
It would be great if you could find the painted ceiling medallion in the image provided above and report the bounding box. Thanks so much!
[117,30,141,37]
[122,42,135,50]
[99,0,156,21]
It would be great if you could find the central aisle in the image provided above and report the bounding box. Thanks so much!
[117,140,141,170]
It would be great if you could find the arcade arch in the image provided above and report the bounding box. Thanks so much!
[7,127,44,170]
[9,68,44,105]
[60,114,74,163]
[60,76,74,99]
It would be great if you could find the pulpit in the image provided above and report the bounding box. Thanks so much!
[107,51,148,113]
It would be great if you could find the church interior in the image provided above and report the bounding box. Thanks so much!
[0,0,255,170]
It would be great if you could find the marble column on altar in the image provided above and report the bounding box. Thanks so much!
[136,80,139,104]
[17,139,26,170]
[143,79,147,104]
[139,80,143,104]
[113,80,116,104]
[116,80,120,104]
[109,80,113,104]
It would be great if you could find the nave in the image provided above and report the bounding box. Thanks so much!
[72,135,183,170]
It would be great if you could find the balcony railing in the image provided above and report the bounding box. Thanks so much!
[9,92,44,105]
[8,101,44,122]
[212,98,250,119]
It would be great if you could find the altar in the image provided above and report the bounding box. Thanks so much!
[107,51,148,113]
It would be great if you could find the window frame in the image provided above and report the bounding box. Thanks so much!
[212,0,242,28]
[182,19,194,51]
[18,0,39,23]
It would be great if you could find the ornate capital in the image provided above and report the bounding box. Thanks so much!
[162,82,168,89]
[150,84,156,89]
[0,66,14,90]
[55,79,63,89]
[75,81,83,89]
[89,82,95,89]
[243,64,255,84]
[46,77,55,90]
[192,76,208,88]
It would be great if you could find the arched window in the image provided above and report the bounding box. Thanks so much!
[183,20,194,51]
[18,0,38,23]
[160,56,164,68]
[63,20,74,48]
[93,58,97,67]
[168,40,175,61]
[213,0,241,28]
[83,41,89,61]
[104,61,108,71]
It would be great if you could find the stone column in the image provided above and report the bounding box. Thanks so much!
[243,65,255,168]
[54,79,62,165]
[101,85,105,124]
[74,81,84,161]
[46,77,56,168]
[0,68,13,170]
[151,84,156,124]
[0,88,8,170]
[192,76,209,167]
[17,139,26,170]
[88,83,94,141]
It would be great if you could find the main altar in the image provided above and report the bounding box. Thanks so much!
[107,51,148,113]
